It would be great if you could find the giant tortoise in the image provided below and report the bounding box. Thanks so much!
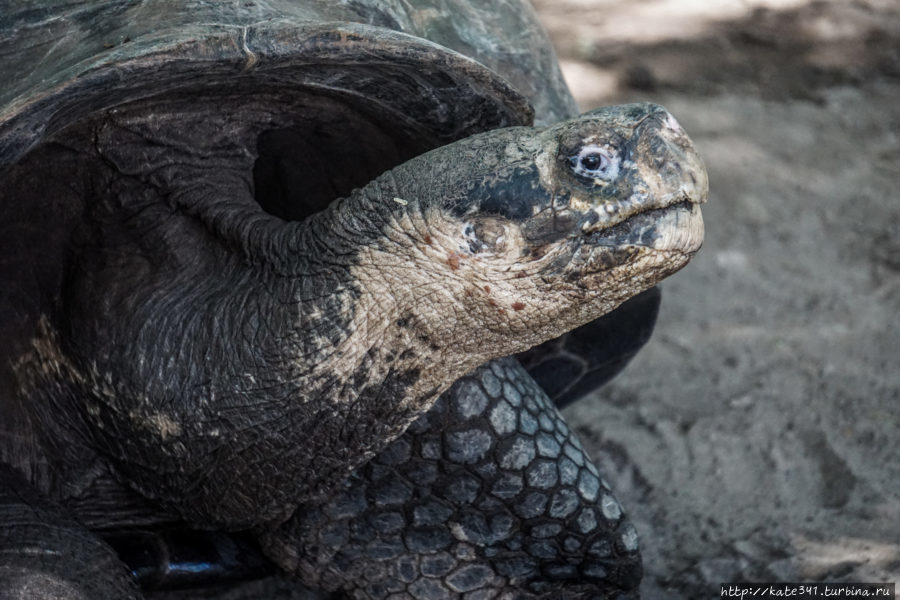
[0,1,707,598]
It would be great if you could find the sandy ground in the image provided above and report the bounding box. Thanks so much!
[531,0,900,597]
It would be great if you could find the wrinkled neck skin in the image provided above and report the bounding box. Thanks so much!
[18,103,705,527]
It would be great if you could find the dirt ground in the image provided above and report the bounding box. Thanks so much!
[531,0,900,597]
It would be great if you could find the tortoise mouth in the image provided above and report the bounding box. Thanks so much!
[584,200,691,244]
[582,200,704,255]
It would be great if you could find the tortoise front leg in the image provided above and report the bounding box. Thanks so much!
[264,357,641,599]
[0,464,141,600]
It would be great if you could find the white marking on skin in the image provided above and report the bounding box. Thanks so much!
[240,26,258,72]
[5,547,62,557]
[450,522,469,541]
[570,197,592,213]
[16,318,188,445]
[138,412,182,440]
[664,112,683,133]
[534,137,557,188]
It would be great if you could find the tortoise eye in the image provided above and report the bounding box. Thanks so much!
[581,152,606,171]
[569,145,617,180]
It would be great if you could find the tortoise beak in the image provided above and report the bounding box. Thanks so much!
[641,109,709,207]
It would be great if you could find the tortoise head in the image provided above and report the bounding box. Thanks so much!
[374,102,706,354]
